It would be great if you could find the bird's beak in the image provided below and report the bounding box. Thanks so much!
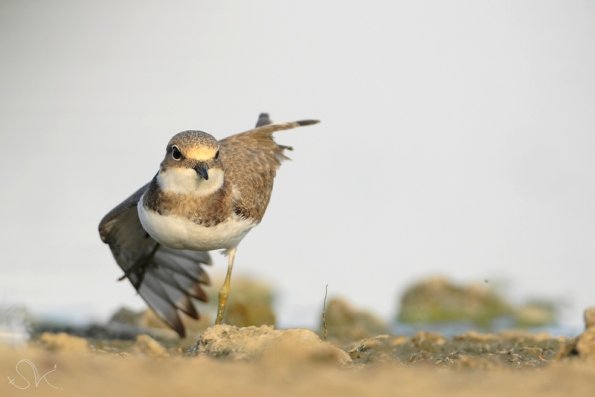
[194,163,209,180]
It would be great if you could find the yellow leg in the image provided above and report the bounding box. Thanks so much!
[215,247,237,325]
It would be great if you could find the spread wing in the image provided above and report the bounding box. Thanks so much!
[98,183,211,337]
[219,116,319,221]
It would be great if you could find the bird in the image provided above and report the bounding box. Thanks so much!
[98,113,319,337]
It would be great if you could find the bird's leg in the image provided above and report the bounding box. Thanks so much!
[215,247,237,324]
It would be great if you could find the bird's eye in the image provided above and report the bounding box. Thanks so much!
[214,150,220,160]
[171,146,182,160]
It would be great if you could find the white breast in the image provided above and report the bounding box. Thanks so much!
[137,198,256,251]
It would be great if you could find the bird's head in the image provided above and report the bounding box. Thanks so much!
[157,130,224,195]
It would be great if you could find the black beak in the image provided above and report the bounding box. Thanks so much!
[194,163,209,180]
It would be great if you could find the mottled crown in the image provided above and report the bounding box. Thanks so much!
[168,130,219,160]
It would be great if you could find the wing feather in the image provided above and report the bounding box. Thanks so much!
[98,184,211,337]
[218,117,319,221]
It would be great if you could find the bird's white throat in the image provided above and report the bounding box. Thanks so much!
[157,167,224,196]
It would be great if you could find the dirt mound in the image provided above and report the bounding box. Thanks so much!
[189,324,351,365]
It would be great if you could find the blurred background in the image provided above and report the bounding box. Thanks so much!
[1,0,594,336]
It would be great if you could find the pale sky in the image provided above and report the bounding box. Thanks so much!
[1,0,594,328]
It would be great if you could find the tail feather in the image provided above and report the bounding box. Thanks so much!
[240,119,320,138]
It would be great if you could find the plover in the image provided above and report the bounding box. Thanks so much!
[98,114,319,336]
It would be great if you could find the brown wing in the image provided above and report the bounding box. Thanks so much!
[219,118,319,221]
[98,183,211,337]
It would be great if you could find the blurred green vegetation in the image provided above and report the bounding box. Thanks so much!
[320,298,389,344]
[397,277,557,329]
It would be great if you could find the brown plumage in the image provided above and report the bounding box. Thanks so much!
[217,120,316,221]
[98,114,318,336]
[143,178,234,227]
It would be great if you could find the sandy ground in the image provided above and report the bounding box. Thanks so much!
[2,325,595,397]
[2,346,595,397]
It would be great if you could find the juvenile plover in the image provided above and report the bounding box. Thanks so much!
[98,114,319,336]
